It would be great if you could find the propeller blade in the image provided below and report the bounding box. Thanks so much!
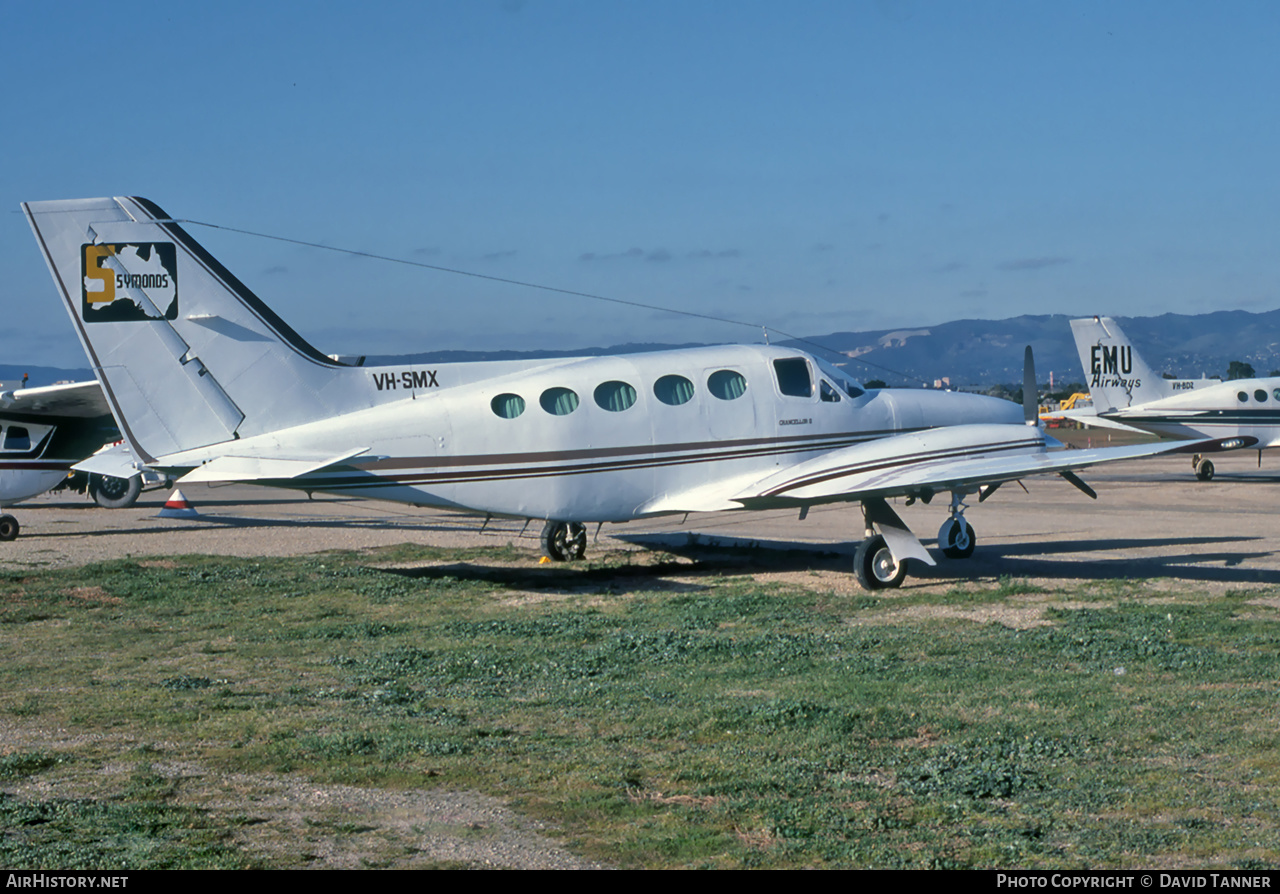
[1023,345,1037,426]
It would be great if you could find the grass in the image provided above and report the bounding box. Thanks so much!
[0,546,1277,868]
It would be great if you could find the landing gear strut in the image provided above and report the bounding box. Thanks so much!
[541,520,587,561]
[937,492,976,559]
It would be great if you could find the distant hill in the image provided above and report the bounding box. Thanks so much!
[13,309,1280,390]
[793,309,1280,387]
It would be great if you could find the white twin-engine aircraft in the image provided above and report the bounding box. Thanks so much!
[1068,315,1280,481]
[23,197,1200,588]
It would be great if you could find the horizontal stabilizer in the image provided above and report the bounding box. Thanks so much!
[72,441,143,478]
[177,448,369,484]
[1046,409,1151,435]
[0,381,109,419]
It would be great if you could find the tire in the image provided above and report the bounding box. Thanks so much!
[89,474,143,509]
[938,518,976,559]
[0,514,19,542]
[1196,460,1215,482]
[854,534,907,590]
[541,520,587,561]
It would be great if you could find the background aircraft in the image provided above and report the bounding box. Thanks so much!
[0,380,152,540]
[24,197,1204,588]
[1068,316,1277,480]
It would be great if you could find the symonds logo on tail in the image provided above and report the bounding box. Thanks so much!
[81,242,178,322]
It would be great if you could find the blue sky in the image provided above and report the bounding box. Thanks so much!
[5,1,1280,367]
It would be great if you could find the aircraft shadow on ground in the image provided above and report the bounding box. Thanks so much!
[620,532,1280,586]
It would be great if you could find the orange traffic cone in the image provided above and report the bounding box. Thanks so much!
[157,489,199,519]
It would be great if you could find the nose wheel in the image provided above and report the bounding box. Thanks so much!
[938,517,976,559]
[937,492,977,559]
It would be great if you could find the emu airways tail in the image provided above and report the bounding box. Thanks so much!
[1068,316,1175,412]
[23,197,364,464]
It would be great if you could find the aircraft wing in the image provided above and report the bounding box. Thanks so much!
[729,423,1187,507]
[0,381,110,419]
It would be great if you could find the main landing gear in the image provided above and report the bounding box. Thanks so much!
[854,535,906,589]
[1192,454,1215,481]
[0,514,19,542]
[855,492,977,591]
[541,520,587,561]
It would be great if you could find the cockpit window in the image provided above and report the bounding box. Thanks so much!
[814,357,866,398]
[819,379,842,402]
[773,358,813,398]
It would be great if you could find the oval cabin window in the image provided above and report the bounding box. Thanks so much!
[594,381,638,412]
[653,375,695,406]
[540,387,580,416]
[491,393,526,419]
[707,370,747,401]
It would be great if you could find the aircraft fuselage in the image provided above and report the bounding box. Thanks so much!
[160,344,1022,522]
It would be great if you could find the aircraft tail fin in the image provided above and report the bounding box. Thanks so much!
[23,197,363,463]
[1068,316,1173,412]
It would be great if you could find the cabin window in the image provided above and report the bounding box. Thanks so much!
[491,393,526,419]
[594,381,637,412]
[653,374,694,406]
[1238,391,1249,403]
[707,370,747,401]
[773,358,813,397]
[819,380,842,402]
[1256,389,1268,402]
[1273,389,1280,401]
[2,427,30,451]
[540,387,580,416]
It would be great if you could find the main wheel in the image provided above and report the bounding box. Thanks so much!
[0,514,19,542]
[89,474,143,509]
[1196,460,1215,482]
[854,534,907,590]
[541,520,587,561]
[938,518,976,559]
